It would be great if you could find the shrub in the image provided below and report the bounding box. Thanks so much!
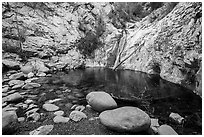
[74,32,103,58]
[108,2,178,29]
[73,8,106,58]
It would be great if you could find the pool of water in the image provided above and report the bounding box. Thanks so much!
[34,67,201,134]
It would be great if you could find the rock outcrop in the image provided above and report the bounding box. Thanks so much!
[92,2,202,96]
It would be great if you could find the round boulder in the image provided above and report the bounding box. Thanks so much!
[86,91,117,112]
[99,106,151,133]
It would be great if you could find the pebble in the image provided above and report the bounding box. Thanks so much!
[89,117,99,121]
[54,111,64,116]
[71,104,78,110]
[18,117,25,122]
[22,83,41,89]
[46,98,62,104]
[65,103,73,109]
[67,95,77,100]
[58,94,64,98]
[6,92,23,102]
[27,104,38,110]
[9,72,25,80]
[63,89,71,93]
[74,93,84,98]
[27,112,40,122]
[8,80,24,86]
[8,70,18,74]
[36,72,46,77]
[53,115,69,123]
[7,90,17,95]
[2,93,8,97]
[15,103,28,109]
[151,118,160,127]
[2,87,9,93]
[3,79,10,83]
[150,118,160,134]
[21,65,33,74]
[43,104,59,112]
[27,72,35,78]
[20,92,27,95]
[169,112,184,124]
[12,82,24,89]
[29,125,54,135]
[56,90,62,94]
[2,102,7,108]
[69,110,87,122]
[75,105,85,112]
[26,108,39,116]
[86,104,91,108]
[2,84,9,88]
[25,77,39,83]
[24,99,34,104]
[3,107,18,112]
[72,100,79,104]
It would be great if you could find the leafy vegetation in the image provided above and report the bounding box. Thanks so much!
[73,9,106,58]
[108,2,178,29]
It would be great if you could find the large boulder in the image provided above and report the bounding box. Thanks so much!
[86,91,117,112]
[2,111,18,134]
[99,106,151,133]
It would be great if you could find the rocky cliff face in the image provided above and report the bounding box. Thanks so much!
[2,2,202,96]
[91,2,202,96]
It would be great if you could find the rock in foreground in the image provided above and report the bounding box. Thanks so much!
[2,111,18,134]
[158,125,178,135]
[69,110,87,122]
[53,115,69,123]
[29,125,54,135]
[6,92,23,102]
[86,91,117,112]
[99,106,151,133]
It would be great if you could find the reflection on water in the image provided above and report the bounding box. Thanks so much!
[42,67,201,134]
[60,68,198,101]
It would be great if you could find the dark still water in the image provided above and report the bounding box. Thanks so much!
[37,67,202,134]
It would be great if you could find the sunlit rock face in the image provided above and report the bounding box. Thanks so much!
[92,2,202,96]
